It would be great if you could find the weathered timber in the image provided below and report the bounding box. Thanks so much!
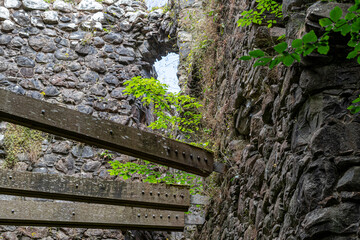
[0,200,185,231]
[0,169,190,211]
[0,89,214,176]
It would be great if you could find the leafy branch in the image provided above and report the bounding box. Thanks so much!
[240,2,360,68]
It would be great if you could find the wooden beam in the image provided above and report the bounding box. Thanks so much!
[0,89,214,177]
[0,169,190,211]
[0,200,185,231]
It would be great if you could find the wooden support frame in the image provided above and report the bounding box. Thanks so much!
[0,89,214,177]
[0,169,190,211]
[0,200,185,231]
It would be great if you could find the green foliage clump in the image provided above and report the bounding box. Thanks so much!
[123,76,203,136]
[240,2,360,68]
[237,0,283,28]
[3,124,46,168]
[108,160,202,195]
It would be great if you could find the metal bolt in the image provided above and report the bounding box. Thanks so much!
[173,194,176,198]
[180,194,184,198]
[109,130,113,135]
[138,214,141,218]
[72,212,75,216]
[11,209,14,214]
[145,214,148,218]
[150,191,152,195]
[197,156,200,161]
[75,184,79,188]
[160,215,163,219]
[175,150,178,154]
[166,147,171,152]
[168,215,171,219]
[41,110,45,114]
[165,193,168,197]
[152,214,155,218]
[182,152,185,156]
[176,215,179,219]
[190,154,193,159]
[204,158,208,163]
[142,190,145,194]
[157,192,160,196]
[9,176,12,180]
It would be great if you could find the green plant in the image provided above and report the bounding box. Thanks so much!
[123,76,203,136]
[108,160,203,195]
[348,95,360,113]
[240,2,360,68]
[3,124,47,168]
[237,0,283,28]
[100,150,114,161]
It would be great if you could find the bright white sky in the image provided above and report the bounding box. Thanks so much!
[146,0,167,9]
[154,53,181,93]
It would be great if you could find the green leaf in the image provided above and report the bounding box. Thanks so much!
[249,49,265,57]
[318,45,330,54]
[319,18,332,27]
[274,42,288,53]
[291,39,303,48]
[282,54,294,66]
[291,53,301,62]
[352,97,360,103]
[254,57,272,67]
[239,55,252,60]
[302,30,317,43]
[347,50,358,59]
[358,55,360,64]
[330,6,342,22]
[269,56,282,69]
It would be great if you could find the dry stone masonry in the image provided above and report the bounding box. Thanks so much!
[0,0,180,239]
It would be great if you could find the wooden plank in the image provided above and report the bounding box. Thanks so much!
[0,200,185,231]
[0,169,190,211]
[0,89,214,177]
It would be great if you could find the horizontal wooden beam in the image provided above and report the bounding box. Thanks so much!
[0,89,213,177]
[0,200,185,231]
[0,169,190,211]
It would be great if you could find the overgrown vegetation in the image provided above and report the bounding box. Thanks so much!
[237,0,283,28]
[123,76,203,138]
[3,124,46,168]
[108,77,207,194]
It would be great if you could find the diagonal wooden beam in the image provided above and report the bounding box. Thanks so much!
[0,89,214,176]
[0,200,185,231]
[0,169,190,211]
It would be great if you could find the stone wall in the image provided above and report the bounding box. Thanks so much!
[0,0,180,239]
[188,0,360,239]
